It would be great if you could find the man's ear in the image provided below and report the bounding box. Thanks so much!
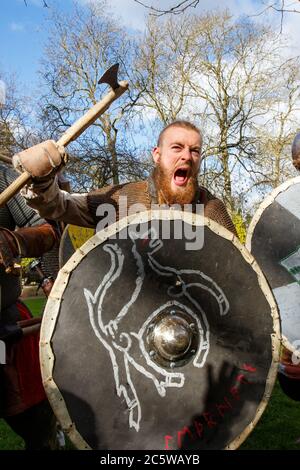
[152,146,160,164]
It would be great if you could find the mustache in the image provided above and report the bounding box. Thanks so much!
[174,161,193,170]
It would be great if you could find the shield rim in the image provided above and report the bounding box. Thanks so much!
[245,175,300,354]
[40,209,280,450]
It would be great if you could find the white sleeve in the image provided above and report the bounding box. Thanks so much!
[21,176,95,228]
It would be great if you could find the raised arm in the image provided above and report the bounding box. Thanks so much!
[9,140,95,228]
[21,176,95,228]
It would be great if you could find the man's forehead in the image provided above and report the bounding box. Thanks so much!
[161,126,201,145]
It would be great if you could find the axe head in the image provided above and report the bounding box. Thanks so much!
[98,63,120,90]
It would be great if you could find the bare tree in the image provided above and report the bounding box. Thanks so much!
[0,71,38,160]
[250,60,300,195]
[134,10,300,214]
[39,1,146,190]
[188,11,294,212]
[134,14,200,127]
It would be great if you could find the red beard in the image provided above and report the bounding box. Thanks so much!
[153,162,198,206]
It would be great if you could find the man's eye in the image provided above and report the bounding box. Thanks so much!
[192,149,200,155]
[172,146,181,151]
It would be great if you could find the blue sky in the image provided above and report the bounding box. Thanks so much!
[0,0,299,95]
[0,0,72,89]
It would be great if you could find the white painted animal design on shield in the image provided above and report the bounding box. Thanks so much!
[84,228,229,432]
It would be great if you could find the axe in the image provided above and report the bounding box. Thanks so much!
[0,63,128,207]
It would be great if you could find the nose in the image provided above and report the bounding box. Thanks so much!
[180,147,192,162]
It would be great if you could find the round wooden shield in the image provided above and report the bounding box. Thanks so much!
[41,210,280,450]
[59,224,95,267]
[246,177,300,399]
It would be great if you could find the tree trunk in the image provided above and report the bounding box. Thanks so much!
[223,155,234,213]
[108,126,119,185]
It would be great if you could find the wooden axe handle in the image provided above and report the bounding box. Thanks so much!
[0,171,31,207]
[0,81,129,208]
[57,81,128,147]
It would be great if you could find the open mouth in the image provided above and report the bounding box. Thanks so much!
[173,167,190,186]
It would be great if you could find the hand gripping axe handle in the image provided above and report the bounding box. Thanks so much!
[0,63,128,207]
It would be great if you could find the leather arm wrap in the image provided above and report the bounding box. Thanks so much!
[0,227,20,269]
[12,223,60,258]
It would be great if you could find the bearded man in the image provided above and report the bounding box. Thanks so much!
[13,121,236,236]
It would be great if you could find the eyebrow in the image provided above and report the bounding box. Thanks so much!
[170,142,200,149]
[170,142,183,146]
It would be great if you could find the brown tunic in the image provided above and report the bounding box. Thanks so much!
[22,176,237,236]
[86,180,237,236]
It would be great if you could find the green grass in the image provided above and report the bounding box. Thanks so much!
[240,381,300,450]
[0,420,24,450]
[22,297,47,317]
[1,298,299,450]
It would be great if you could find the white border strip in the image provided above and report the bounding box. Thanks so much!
[246,176,300,252]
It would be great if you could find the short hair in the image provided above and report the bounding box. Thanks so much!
[157,120,203,147]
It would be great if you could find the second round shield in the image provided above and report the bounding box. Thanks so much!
[246,176,300,395]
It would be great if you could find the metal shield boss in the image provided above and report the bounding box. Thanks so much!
[41,210,280,450]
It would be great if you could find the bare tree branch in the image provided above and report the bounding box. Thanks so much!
[23,0,49,6]
[133,0,199,16]
[39,2,146,189]
[268,0,300,13]
[250,1,300,33]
